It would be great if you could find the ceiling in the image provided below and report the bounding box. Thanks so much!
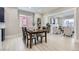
[18,7,74,18]
[54,9,74,18]
[18,7,59,14]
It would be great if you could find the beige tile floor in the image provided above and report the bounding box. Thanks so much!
[0,41,2,50]
[2,34,79,51]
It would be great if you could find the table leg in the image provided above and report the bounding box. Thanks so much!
[37,34,39,42]
[45,32,47,43]
[30,34,32,48]
[40,36,42,43]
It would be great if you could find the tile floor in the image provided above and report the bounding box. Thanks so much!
[2,34,79,51]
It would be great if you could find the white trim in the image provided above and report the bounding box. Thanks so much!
[44,8,74,17]
[5,34,18,40]
[5,33,22,40]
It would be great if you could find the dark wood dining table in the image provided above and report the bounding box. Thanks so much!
[27,29,47,48]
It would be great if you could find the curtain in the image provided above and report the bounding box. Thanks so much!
[19,14,33,29]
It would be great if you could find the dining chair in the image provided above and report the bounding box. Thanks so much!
[22,27,37,48]
[22,27,27,44]
[40,26,47,43]
[36,26,46,43]
[63,27,74,37]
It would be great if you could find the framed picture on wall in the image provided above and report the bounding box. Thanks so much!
[50,17,55,24]
[53,18,55,24]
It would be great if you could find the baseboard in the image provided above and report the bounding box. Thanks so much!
[5,33,22,40]
[18,33,22,37]
[5,34,18,40]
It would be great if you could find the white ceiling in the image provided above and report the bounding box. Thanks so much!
[50,8,74,18]
[18,7,59,14]
[18,7,74,18]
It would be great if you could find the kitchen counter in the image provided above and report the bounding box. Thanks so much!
[0,23,5,42]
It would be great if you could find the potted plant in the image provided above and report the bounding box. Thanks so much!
[46,23,50,33]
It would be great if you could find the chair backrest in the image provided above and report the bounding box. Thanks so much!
[22,27,27,37]
[42,26,47,30]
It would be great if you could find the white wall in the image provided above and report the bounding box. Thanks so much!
[42,15,49,26]
[5,8,20,39]
[74,8,79,40]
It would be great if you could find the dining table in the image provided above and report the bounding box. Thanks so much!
[27,29,47,48]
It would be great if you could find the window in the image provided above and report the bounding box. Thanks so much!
[63,19,74,27]
[19,14,33,29]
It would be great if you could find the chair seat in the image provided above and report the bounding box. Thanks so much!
[27,34,37,39]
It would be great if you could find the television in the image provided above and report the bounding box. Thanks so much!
[0,7,4,22]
